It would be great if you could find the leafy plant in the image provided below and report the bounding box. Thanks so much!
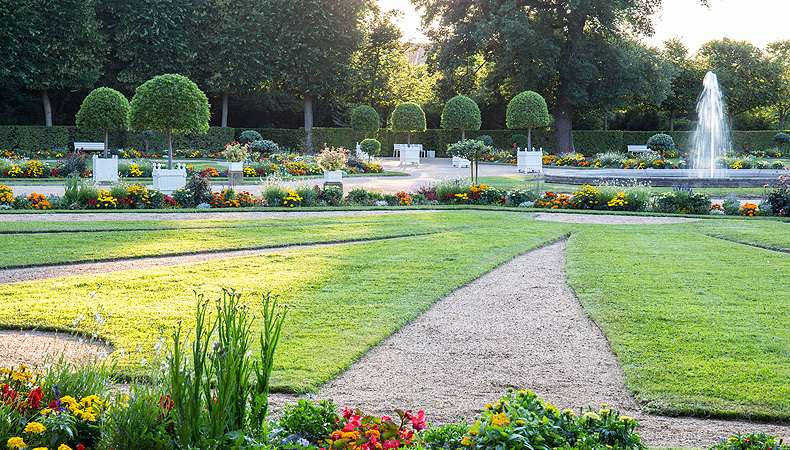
[506,91,550,152]
[185,175,213,206]
[101,384,175,450]
[420,420,470,450]
[447,139,493,183]
[272,399,339,446]
[239,130,263,144]
[351,105,381,139]
[250,291,288,429]
[646,133,675,159]
[359,138,381,157]
[250,139,280,158]
[75,87,130,157]
[441,95,481,141]
[391,102,426,145]
[765,175,790,216]
[708,432,789,450]
[722,194,741,215]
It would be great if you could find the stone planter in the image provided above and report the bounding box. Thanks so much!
[92,155,119,184]
[324,170,343,183]
[152,163,187,195]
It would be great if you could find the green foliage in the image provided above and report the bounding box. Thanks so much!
[646,133,675,156]
[708,433,790,450]
[129,74,210,135]
[474,135,494,147]
[441,95,482,134]
[250,139,281,157]
[420,420,470,450]
[185,175,213,206]
[351,105,381,136]
[101,384,175,450]
[506,91,550,130]
[239,130,264,143]
[510,134,528,148]
[272,399,339,446]
[448,139,492,161]
[360,138,381,156]
[764,176,790,216]
[251,292,287,427]
[75,87,130,132]
[391,102,427,133]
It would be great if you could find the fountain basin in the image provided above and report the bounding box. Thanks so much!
[544,168,785,188]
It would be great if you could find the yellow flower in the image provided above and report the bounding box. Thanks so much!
[32,447,48,450]
[58,445,73,450]
[7,437,26,449]
[461,437,473,446]
[24,422,46,433]
[582,412,600,420]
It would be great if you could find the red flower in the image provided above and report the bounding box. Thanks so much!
[342,406,354,420]
[410,410,426,431]
[383,439,401,449]
[77,444,85,450]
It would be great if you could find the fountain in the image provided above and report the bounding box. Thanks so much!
[692,71,730,178]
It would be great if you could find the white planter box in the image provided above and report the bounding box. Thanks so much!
[399,147,420,165]
[228,161,243,171]
[152,163,187,194]
[452,156,471,168]
[517,150,543,173]
[92,155,118,183]
[324,170,343,182]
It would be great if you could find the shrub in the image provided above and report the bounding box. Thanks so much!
[709,432,790,450]
[594,152,625,168]
[172,187,195,208]
[58,153,89,177]
[773,132,790,155]
[250,139,280,158]
[391,102,426,145]
[646,133,675,158]
[238,130,263,144]
[447,139,493,183]
[421,420,470,450]
[184,176,212,205]
[359,138,381,157]
[262,184,288,206]
[350,105,381,139]
[441,95,482,140]
[510,134,529,149]
[271,399,339,447]
[317,185,343,206]
[765,175,790,216]
[722,194,741,215]
[474,134,494,147]
[75,87,130,157]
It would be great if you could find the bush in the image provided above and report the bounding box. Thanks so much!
[359,138,381,156]
[773,132,790,155]
[238,130,263,144]
[271,399,339,447]
[646,133,675,158]
[474,135,494,147]
[765,175,790,216]
[441,95,481,139]
[350,105,381,138]
[185,175,213,206]
[58,153,89,177]
[250,139,280,157]
[708,433,790,450]
[722,194,741,215]
[510,134,529,149]
[420,420,470,450]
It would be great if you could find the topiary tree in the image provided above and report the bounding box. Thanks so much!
[129,74,210,169]
[391,102,426,146]
[75,87,130,158]
[350,105,381,139]
[510,134,528,149]
[239,130,263,144]
[773,132,790,155]
[359,138,381,159]
[506,91,550,153]
[646,133,676,159]
[448,139,492,183]
[474,134,494,147]
[440,95,481,140]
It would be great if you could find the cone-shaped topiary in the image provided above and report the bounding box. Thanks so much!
[391,102,426,146]
[506,91,550,153]
[351,105,381,139]
[441,95,481,141]
[75,87,130,157]
[130,74,210,169]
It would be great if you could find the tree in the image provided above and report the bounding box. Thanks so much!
[416,0,694,153]
[391,102,426,146]
[767,41,790,130]
[506,91,550,152]
[659,39,705,131]
[129,74,210,169]
[699,38,782,125]
[195,0,269,127]
[75,87,130,157]
[646,133,675,159]
[263,0,366,151]
[447,139,491,183]
[441,95,481,140]
[350,105,381,139]
[0,0,105,126]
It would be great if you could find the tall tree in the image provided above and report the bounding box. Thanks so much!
[1,0,105,126]
[195,0,270,127]
[698,38,782,125]
[659,39,705,131]
[264,0,366,151]
[767,41,790,130]
[416,0,695,153]
[96,0,203,94]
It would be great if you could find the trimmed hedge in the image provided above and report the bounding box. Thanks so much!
[2,126,787,156]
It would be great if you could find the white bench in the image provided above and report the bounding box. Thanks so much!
[627,145,653,155]
[393,143,424,157]
[73,142,105,152]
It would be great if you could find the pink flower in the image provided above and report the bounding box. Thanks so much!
[342,406,354,420]
[411,410,427,431]
[383,439,401,449]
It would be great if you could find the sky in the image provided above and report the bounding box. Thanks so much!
[375,0,790,53]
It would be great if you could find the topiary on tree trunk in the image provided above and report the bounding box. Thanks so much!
[646,133,675,159]
[350,105,381,139]
[129,74,210,169]
[391,102,426,146]
[75,87,130,158]
[506,91,550,153]
[441,95,481,141]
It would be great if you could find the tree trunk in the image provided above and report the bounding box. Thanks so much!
[470,160,474,181]
[461,128,465,140]
[780,111,785,130]
[603,116,608,131]
[407,131,411,146]
[221,92,229,127]
[304,93,314,152]
[554,9,585,154]
[103,129,109,158]
[167,127,173,169]
[41,90,53,126]
[669,107,676,132]
[474,160,479,184]
[527,125,532,152]
[554,97,574,154]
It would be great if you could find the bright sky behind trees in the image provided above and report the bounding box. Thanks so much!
[376,0,790,52]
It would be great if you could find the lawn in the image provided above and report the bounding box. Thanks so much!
[1,210,788,421]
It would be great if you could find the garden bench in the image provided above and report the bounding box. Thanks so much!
[626,145,653,155]
[393,143,424,157]
[73,142,104,152]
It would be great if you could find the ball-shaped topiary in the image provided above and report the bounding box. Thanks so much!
[130,74,210,168]
[440,95,481,140]
[391,102,426,145]
[474,135,494,147]
[75,87,130,157]
[774,132,790,155]
[351,105,381,139]
[249,139,280,157]
[506,91,550,152]
[360,138,381,157]
[646,133,675,159]
[239,130,263,144]
[510,134,529,149]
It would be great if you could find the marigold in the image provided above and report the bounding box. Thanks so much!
[7,437,26,449]
[23,421,46,433]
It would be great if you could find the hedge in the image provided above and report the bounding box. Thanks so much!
[2,126,787,157]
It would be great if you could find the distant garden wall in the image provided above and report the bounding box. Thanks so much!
[0,126,785,157]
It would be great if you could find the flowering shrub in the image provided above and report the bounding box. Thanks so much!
[4,164,24,178]
[395,191,411,206]
[27,193,50,210]
[94,190,118,209]
[317,146,348,172]
[570,185,599,209]
[222,141,250,162]
[0,185,12,206]
[282,190,303,207]
[200,167,220,177]
[23,161,51,178]
[323,407,426,450]
[764,175,790,216]
[741,202,759,216]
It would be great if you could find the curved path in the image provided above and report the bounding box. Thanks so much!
[1,212,786,447]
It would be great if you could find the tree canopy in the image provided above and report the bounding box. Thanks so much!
[441,95,481,140]
[350,105,381,139]
[75,87,130,156]
[507,91,550,152]
[391,102,426,145]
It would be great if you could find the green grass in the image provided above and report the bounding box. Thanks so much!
[0,212,490,268]
[0,211,568,392]
[566,221,790,420]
